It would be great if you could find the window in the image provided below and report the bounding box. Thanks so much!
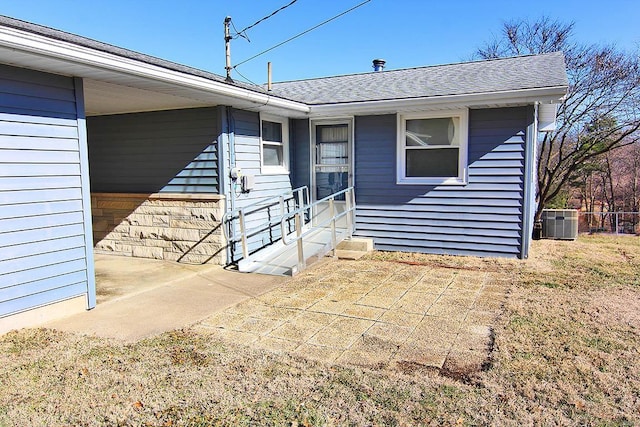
[397,110,468,185]
[261,115,289,173]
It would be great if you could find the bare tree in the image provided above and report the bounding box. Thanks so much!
[475,18,640,221]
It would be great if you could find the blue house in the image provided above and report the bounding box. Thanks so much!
[0,16,568,332]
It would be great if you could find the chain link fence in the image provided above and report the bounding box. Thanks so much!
[579,212,640,234]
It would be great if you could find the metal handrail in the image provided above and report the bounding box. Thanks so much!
[279,187,355,272]
[280,187,354,245]
[222,186,311,259]
[221,186,309,242]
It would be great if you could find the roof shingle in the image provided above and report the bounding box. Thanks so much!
[269,52,568,105]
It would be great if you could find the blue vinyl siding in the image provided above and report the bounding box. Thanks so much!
[87,107,220,193]
[0,64,92,317]
[226,109,293,260]
[353,107,529,258]
[290,118,311,190]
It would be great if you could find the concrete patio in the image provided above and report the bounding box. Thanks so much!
[194,257,508,369]
[46,252,508,370]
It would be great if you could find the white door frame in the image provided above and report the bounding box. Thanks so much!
[309,117,354,202]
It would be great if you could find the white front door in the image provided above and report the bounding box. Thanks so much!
[312,120,352,202]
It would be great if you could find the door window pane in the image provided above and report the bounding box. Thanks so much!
[315,169,348,200]
[317,124,348,166]
[318,124,348,143]
[319,142,347,164]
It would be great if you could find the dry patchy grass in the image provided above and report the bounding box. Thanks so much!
[1,234,639,426]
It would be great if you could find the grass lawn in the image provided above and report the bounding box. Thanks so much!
[1,235,638,426]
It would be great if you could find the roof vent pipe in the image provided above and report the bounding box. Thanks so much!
[372,59,386,71]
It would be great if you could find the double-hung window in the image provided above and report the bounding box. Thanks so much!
[397,109,468,185]
[260,115,289,174]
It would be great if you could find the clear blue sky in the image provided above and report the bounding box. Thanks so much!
[2,0,638,85]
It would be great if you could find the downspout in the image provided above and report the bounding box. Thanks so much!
[228,107,237,263]
[221,106,237,264]
[521,102,539,259]
[226,106,236,213]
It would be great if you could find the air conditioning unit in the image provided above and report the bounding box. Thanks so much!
[541,209,579,240]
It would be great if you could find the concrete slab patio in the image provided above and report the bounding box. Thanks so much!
[194,257,509,370]
[46,254,286,342]
[46,253,508,370]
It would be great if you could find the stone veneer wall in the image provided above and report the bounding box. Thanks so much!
[91,193,226,265]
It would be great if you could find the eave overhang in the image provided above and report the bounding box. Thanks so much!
[0,25,310,117]
[307,86,568,117]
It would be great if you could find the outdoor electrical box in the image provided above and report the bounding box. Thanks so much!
[241,174,255,193]
[541,209,579,240]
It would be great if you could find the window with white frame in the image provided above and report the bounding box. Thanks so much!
[397,109,468,185]
[260,115,289,173]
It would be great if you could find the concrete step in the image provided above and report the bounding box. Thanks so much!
[337,238,374,252]
[335,238,373,260]
[336,249,368,260]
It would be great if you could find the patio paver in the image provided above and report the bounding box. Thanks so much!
[193,257,508,369]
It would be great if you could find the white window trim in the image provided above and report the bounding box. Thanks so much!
[260,114,289,174]
[396,109,469,185]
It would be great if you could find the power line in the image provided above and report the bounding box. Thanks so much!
[229,19,248,41]
[233,0,372,69]
[233,67,267,91]
[233,0,299,41]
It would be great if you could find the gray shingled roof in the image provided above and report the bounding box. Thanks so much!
[1,15,567,107]
[269,52,568,105]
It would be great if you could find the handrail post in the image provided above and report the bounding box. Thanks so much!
[296,187,302,209]
[345,188,353,238]
[305,186,312,224]
[329,197,337,257]
[295,212,305,271]
[238,209,249,259]
[279,195,285,217]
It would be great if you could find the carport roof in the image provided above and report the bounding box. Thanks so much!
[0,15,236,88]
[0,15,310,117]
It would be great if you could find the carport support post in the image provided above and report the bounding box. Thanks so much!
[74,77,96,309]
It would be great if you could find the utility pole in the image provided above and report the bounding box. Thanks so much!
[224,16,233,82]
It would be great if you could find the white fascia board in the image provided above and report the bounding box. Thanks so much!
[308,86,568,117]
[0,26,310,115]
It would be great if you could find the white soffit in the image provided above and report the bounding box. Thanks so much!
[83,79,211,116]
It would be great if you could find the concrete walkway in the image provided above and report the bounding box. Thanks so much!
[46,254,286,342]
